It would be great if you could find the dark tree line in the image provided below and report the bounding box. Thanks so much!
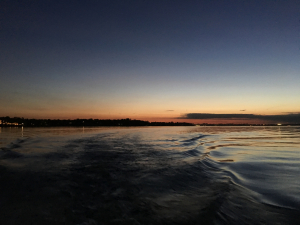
[0,117,194,127]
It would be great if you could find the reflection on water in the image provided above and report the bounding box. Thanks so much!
[0,126,299,224]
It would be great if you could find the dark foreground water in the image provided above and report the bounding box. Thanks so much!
[0,126,299,224]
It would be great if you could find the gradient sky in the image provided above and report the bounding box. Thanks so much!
[1,0,300,123]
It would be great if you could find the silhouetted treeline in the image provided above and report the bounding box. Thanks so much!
[0,117,194,127]
[2,117,298,127]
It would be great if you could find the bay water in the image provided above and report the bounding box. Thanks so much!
[0,126,299,224]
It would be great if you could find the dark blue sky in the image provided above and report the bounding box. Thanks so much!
[1,0,299,121]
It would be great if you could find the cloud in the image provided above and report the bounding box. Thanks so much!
[179,113,300,123]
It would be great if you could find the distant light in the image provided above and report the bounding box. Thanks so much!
[277,124,282,126]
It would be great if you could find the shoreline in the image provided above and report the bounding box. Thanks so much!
[1,117,299,127]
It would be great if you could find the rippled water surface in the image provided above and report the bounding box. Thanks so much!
[0,126,299,224]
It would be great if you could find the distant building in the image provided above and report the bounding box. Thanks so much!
[1,121,19,126]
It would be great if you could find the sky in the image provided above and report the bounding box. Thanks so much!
[1,0,300,124]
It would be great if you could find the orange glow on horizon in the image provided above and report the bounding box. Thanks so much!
[2,110,298,125]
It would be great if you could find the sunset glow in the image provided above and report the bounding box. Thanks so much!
[1,1,299,124]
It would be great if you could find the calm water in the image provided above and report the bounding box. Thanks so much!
[0,126,299,224]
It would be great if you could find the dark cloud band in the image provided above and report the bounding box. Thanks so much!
[179,113,300,123]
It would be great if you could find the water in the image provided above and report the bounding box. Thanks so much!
[0,126,299,224]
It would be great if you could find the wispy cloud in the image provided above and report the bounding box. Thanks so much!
[179,113,300,123]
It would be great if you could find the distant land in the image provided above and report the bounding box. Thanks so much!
[0,117,299,127]
[0,117,194,127]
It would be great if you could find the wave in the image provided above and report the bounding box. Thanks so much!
[0,128,299,224]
